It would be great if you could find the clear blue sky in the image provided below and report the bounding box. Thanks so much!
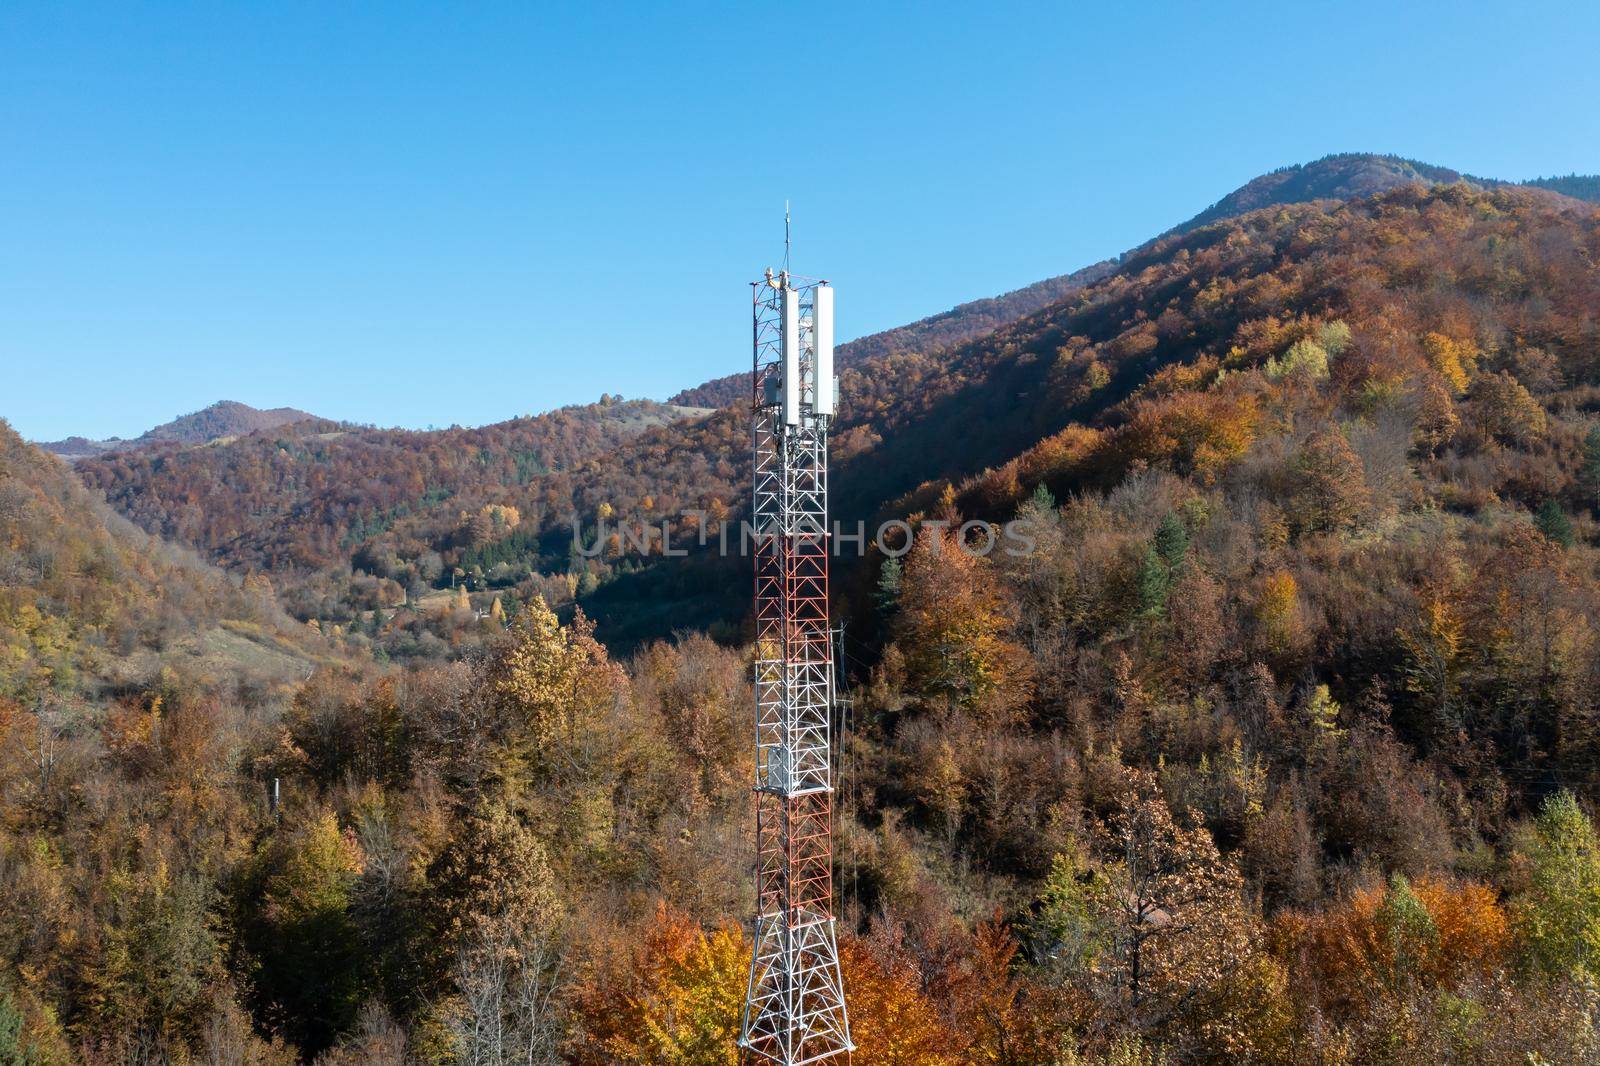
[5,1,1599,441]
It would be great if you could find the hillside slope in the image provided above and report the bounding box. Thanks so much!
[672,153,1600,411]
[857,183,1596,514]
[0,419,339,701]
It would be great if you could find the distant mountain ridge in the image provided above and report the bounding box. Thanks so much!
[1524,173,1600,202]
[1167,153,1494,234]
[38,399,319,460]
[670,152,1600,408]
[73,397,712,582]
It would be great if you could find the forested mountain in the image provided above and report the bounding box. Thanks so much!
[38,400,319,460]
[1165,153,1496,235]
[672,153,1600,411]
[74,398,709,633]
[68,174,1600,655]
[523,181,1600,645]
[11,171,1600,1062]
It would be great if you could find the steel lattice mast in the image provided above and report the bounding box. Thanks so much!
[739,268,853,1065]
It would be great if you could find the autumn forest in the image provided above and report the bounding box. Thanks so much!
[9,155,1600,1064]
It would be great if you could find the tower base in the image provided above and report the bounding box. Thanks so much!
[739,911,852,1065]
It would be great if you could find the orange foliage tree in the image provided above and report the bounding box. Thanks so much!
[566,903,746,1065]
[840,930,959,1065]
[929,919,1074,1064]
[1272,874,1509,1020]
[1106,391,1258,485]
[893,530,1033,723]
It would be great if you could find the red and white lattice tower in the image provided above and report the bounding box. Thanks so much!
[739,267,853,1065]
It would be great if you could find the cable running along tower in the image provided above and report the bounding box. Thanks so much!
[739,257,853,1064]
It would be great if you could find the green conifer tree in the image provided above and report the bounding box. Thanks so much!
[1582,425,1600,503]
[1153,512,1190,570]
[1135,545,1171,618]
[1535,499,1575,547]
[876,557,903,614]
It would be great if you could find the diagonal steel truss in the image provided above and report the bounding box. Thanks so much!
[739,272,853,1066]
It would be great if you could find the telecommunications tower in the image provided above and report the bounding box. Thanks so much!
[738,260,853,1064]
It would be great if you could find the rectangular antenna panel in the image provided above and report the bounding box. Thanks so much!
[813,284,835,416]
[782,287,801,425]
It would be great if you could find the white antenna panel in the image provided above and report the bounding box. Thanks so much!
[813,284,835,416]
[782,286,801,426]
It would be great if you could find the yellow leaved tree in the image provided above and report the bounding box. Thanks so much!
[893,530,1033,724]
[568,903,746,1065]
